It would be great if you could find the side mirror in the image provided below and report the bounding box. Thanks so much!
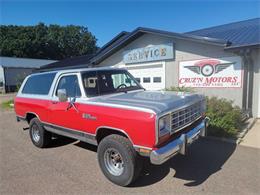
[57,89,68,102]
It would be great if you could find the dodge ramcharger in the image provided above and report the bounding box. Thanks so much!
[15,67,208,186]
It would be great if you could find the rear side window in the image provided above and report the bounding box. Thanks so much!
[22,73,56,95]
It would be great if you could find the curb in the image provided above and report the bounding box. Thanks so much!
[237,118,257,144]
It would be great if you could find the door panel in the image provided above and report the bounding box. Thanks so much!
[48,74,93,133]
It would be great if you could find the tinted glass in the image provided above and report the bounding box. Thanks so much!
[22,73,56,95]
[81,70,142,97]
[56,75,81,97]
[81,71,98,97]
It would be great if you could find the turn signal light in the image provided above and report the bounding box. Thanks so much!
[158,132,171,145]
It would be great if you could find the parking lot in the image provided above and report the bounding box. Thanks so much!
[0,109,260,194]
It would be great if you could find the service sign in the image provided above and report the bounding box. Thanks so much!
[123,43,174,64]
[178,57,242,88]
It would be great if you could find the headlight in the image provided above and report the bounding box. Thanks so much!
[158,114,171,136]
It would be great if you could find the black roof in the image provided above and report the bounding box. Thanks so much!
[39,54,94,71]
[186,18,260,49]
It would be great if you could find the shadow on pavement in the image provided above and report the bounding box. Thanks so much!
[46,135,236,187]
[131,138,236,187]
[47,136,77,148]
[74,141,97,152]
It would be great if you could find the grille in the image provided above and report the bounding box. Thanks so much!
[171,101,203,134]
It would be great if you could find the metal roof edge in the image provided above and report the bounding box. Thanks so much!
[224,43,260,50]
[91,27,228,65]
[0,56,57,62]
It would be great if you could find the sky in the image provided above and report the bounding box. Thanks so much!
[1,0,260,47]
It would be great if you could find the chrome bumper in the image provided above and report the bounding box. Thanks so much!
[150,119,207,165]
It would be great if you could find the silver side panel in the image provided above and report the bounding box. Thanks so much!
[43,123,97,146]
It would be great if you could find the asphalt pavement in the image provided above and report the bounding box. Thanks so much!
[0,109,260,194]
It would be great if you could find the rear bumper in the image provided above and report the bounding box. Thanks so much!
[150,119,207,165]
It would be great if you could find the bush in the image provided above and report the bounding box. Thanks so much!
[206,97,243,138]
[165,86,195,92]
[1,99,14,110]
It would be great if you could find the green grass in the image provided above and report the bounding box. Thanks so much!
[1,99,14,109]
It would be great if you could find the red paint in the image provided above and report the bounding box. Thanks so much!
[15,97,156,148]
[194,59,220,67]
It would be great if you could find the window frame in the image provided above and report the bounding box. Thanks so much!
[52,73,83,99]
[81,70,99,98]
[81,69,143,98]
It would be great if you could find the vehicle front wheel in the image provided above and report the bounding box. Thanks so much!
[97,134,143,186]
[29,118,51,148]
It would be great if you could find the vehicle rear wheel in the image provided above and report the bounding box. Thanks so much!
[29,118,51,148]
[97,134,143,186]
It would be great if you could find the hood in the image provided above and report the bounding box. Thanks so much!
[89,90,204,114]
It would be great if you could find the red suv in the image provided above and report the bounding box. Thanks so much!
[15,67,207,186]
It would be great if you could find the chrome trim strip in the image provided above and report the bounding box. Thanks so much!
[43,121,96,137]
[43,123,97,146]
[133,145,153,150]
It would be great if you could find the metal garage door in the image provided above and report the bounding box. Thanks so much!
[126,63,165,90]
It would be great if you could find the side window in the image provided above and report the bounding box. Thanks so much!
[22,73,56,95]
[111,73,138,88]
[81,71,98,97]
[56,75,81,98]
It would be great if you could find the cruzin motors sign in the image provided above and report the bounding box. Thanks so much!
[123,43,174,64]
[179,57,242,88]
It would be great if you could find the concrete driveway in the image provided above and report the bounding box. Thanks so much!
[0,110,260,194]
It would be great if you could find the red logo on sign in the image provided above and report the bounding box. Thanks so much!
[184,59,235,77]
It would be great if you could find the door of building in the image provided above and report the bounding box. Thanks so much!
[125,62,165,90]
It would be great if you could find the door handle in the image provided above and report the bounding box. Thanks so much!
[51,101,58,104]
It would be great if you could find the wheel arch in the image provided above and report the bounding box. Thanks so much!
[95,126,134,145]
[25,112,40,124]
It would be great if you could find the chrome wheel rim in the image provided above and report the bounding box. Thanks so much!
[104,148,124,176]
[31,124,40,143]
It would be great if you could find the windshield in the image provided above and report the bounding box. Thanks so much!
[81,69,143,97]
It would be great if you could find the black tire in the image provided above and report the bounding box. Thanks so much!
[29,118,51,148]
[97,134,143,186]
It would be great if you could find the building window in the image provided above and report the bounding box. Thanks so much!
[153,77,161,83]
[143,77,150,83]
[135,77,141,83]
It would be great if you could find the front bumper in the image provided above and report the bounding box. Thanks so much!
[150,119,207,165]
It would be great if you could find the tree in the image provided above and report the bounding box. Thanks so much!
[0,23,98,60]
